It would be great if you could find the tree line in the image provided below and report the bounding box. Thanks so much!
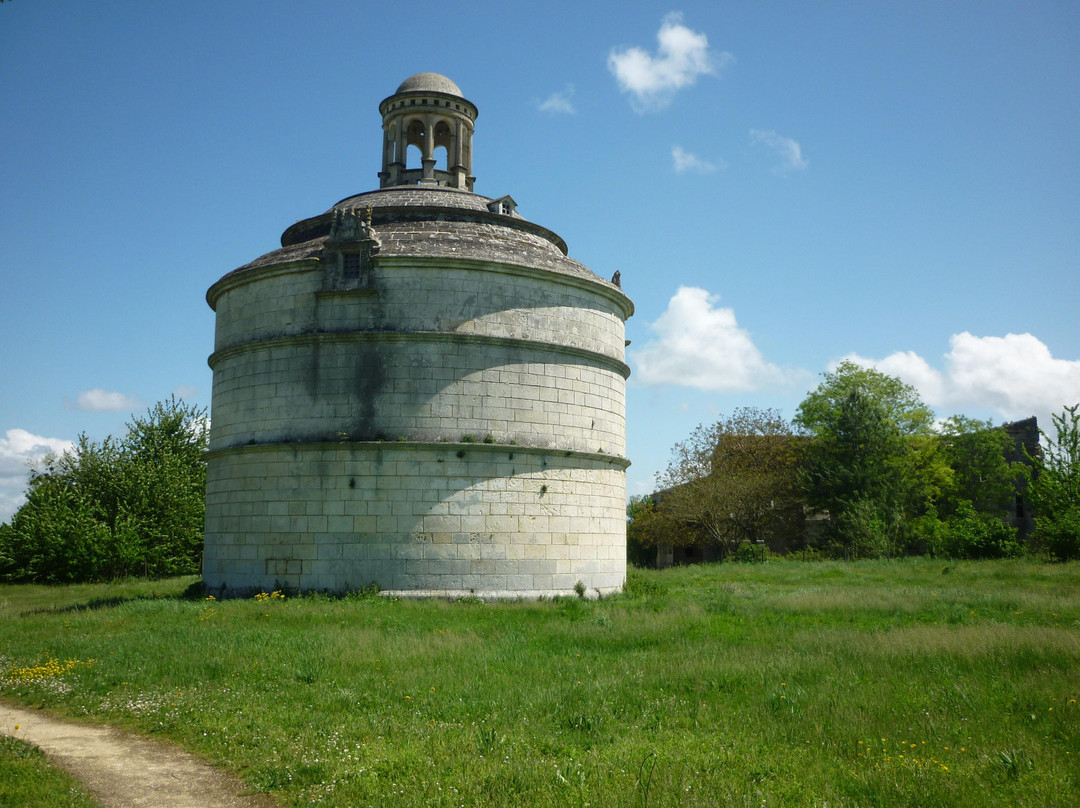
[2,375,1076,584]
[0,397,208,583]
[629,362,1080,564]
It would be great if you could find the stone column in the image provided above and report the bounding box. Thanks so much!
[392,122,408,184]
[420,117,437,184]
[450,120,466,189]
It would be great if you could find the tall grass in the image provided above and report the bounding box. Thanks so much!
[1,559,1078,807]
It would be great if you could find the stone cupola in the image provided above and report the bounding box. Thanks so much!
[378,72,477,191]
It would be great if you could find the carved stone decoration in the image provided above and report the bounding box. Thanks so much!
[361,206,382,253]
[328,205,381,252]
[326,206,380,288]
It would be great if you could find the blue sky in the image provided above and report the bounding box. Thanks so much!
[2,1,1078,521]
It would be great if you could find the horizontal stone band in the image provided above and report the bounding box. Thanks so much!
[208,329,631,378]
[204,438,630,469]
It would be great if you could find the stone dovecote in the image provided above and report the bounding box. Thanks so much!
[202,74,634,597]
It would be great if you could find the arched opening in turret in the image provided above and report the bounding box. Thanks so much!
[432,144,449,174]
[433,120,452,173]
[405,119,426,170]
[406,143,423,170]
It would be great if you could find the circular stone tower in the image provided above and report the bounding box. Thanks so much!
[202,74,633,597]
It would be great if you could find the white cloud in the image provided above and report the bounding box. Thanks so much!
[70,389,140,412]
[0,490,25,526]
[0,429,74,479]
[0,428,75,523]
[841,350,948,405]
[750,129,809,173]
[841,332,1080,428]
[672,146,723,174]
[608,13,732,112]
[173,384,202,401]
[630,286,795,392]
[538,84,576,115]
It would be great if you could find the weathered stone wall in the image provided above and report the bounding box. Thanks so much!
[208,342,626,453]
[204,227,631,596]
[209,259,626,360]
[206,259,628,455]
[1004,416,1039,540]
[203,443,628,596]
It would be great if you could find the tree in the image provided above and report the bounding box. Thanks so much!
[1026,404,1080,560]
[655,408,801,560]
[794,361,935,558]
[0,397,208,582]
[121,398,210,576]
[0,450,115,583]
[626,495,687,567]
[937,415,1017,517]
[927,415,1023,559]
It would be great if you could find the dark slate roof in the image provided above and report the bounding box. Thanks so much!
[335,187,495,215]
[226,187,622,295]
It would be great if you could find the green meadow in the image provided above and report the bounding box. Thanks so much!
[1,559,1078,807]
[0,734,101,808]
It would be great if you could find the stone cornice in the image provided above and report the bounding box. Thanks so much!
[206,258,321,310]
[205,439,631,470]
[207,329,631,378]
[281,199,568,254]
[207,253,632,321]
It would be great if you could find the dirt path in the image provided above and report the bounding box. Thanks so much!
[0,703,278,808]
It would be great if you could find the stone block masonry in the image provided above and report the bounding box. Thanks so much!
[206,259,629,455]
[203,442,628,597]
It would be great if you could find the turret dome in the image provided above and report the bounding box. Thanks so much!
[395,72,463,97]
[379,73,477,191]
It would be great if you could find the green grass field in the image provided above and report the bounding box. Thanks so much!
[1,559,1078,807]
[0,735,102,808]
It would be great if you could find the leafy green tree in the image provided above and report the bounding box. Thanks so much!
[655,408,801,560]
[120,398,209,576]
[1026,404,1080,560]
[918,415,1022,559]
[794,361,935,558]
[937,415,1017,518]
[626,496,670,567]
[0,397,208,582]
[0,465,112,583]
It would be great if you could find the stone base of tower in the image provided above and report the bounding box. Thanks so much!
[202,441,628,598]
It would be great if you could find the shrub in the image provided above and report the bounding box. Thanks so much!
[732,542,769,563]
[834,497,895,559]
[621,566,667,599]
[939,501,1023,559]
[1037,505,1080,561]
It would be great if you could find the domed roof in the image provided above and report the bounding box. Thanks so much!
[395,72,463,97]
[226,188,630,301]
